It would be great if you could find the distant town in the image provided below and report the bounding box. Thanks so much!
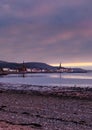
[0,61,87,75]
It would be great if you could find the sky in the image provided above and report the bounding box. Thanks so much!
[0,0,92,69]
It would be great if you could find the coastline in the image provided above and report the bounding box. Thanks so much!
[0,83,92,129]
[0,82,92,100]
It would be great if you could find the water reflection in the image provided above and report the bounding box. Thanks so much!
[62,73,92,79]
[48,73,92,79]
[0,73,92,87]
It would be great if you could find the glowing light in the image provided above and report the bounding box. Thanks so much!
[51,62,92,67]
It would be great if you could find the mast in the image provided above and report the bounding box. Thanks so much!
[59,62,62,69]
[22,61,26,77]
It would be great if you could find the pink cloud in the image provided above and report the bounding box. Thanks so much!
[78,19,92,28]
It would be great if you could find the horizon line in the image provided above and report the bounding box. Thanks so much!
[51,62,92,68]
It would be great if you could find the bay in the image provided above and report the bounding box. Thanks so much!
[0,73,92,87]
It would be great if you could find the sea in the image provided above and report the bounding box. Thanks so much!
[0,72,92,88]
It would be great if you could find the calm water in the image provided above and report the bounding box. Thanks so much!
[0,73,92,87]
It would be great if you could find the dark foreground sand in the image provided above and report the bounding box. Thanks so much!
[0,85,92,130]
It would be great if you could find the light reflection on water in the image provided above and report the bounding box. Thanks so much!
[48,73,92,79]
[60,73,92,79]
[0,73,92,87]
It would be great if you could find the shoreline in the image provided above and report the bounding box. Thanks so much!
[0,83,92,100]
[0,83,92,129]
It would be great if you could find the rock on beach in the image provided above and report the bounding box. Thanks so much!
[0,83,92,130]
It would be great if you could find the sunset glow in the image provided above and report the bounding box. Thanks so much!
[51,62,92,68]
[0,0,92,69]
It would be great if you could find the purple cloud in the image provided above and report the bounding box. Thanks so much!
[0,0,92,66]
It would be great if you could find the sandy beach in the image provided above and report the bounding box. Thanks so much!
[0,84,92,130]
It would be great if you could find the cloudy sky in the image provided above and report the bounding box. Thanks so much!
[0,0,92,68]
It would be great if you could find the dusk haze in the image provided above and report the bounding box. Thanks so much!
[0,1,92,129]
[0,0,92,69]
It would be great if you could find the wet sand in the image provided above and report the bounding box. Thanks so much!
[0,85,92,130]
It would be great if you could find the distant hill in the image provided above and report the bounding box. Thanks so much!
[0,61,54,69]
[24,62,54,69]
[0,61,88,73]
[0,61,19,69]
[71,68,87,73]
